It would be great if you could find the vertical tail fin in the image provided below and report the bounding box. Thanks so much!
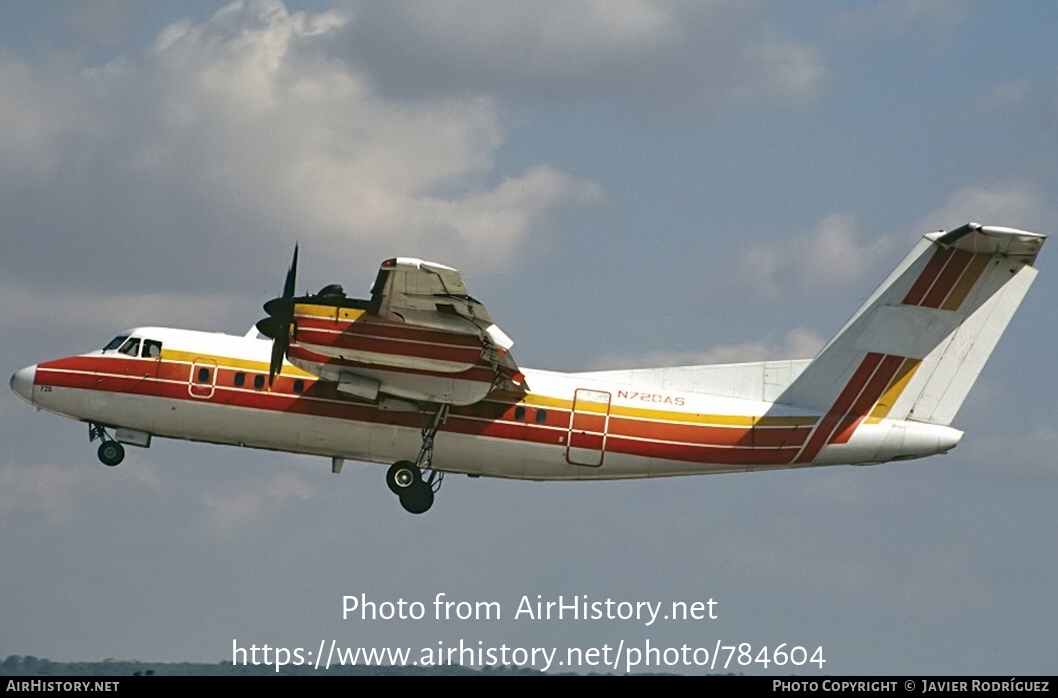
[779,224,1045,435]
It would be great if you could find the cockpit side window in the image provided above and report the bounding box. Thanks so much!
[118,337,141,357]
[143,339,162,358]
[104,335,129,352]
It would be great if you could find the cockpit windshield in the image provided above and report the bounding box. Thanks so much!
[103,334,162,358]
[118,338,141,357]
[103,335,129,352]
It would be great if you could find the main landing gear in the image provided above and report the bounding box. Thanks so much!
[89,424,125,466]
[387,405,449,514]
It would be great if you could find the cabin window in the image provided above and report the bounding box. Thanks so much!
[103,335,129,352]
[253,375,265,390]
[535,409,548,424]
[234,372,245,387]
[196,367,211,383]
[514,406,526,421]
[143,339,162,358]
[118,338,141,357]
[293,379,305,394]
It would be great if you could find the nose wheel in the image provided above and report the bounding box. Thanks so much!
[387,405,448,514]
[89,423,125,466]
[97,440,125,467]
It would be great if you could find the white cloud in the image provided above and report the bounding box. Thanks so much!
[343,0,824,108]
[200,470,314,534]
[0,464,92,525]
[970,426,1058,476]
[0,276,248,333]
[976,78,1031,111]
[0,49,92,177]
[914,183,1052,233]
[723,214,895,298]
[0,462,161,526]
[0,0,604,291]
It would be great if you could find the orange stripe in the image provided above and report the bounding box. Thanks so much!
[295,328,482,365]
[288,345,498,383]
[921,249,974,308]
[940,253,991,311]
[829,354,903,444]
[904,248,953,306]
[795,353,883,463]
[607,417,811,448]
[295,314,483,347]
[866,358,921,423]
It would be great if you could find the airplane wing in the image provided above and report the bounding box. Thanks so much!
[370,257,515,354]
[263,256,524,406]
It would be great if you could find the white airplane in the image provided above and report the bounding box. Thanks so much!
[9,223,1045,514]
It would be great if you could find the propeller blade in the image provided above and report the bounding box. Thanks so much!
[269,333,288,387]
[256,317,280,340]
[283,244,298,299]
[260,244,300,387]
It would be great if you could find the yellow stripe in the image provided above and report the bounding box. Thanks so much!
[161,349,315,377]
[941,253,991,311]
[294,303,367,321]
[865,358,921,423]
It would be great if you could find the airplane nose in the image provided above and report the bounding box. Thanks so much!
[9,364,37,404]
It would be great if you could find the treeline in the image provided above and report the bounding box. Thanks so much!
[1,655,551,676]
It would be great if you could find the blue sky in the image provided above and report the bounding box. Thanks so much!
[1,0,1055,675]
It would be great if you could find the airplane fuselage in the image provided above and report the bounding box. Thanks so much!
[10,325,962,482]
[9,224,1044,513]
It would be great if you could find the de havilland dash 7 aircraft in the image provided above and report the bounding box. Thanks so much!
[9,223,1046,514]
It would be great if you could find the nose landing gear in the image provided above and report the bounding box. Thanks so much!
[89,424,125,466]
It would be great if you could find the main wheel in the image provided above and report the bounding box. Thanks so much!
[97,441,125,467]
[399,482,434,514]
[386,460,421,495]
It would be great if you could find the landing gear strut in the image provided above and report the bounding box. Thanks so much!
[388,405,448,514]
[89,424,125,466]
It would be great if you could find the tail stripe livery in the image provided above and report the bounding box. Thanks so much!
[830,353,906,445]
[864,357,921,424]
[778,223,1044,445]
[939,253,991,311]
[902,246,992,311]
[794,352,884,463]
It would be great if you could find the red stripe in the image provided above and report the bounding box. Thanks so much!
[295,328,482,365]
[607,437,803,466]
[903,248,952,306]
[829,354,903,444]
[569,432,605,450]
[607,416,811,448]
[794,353,883,463]
[288,345,498,383]
[920,249,973,308]
[295,315,482,347]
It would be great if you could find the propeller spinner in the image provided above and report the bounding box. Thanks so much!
[256,245,298,387]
